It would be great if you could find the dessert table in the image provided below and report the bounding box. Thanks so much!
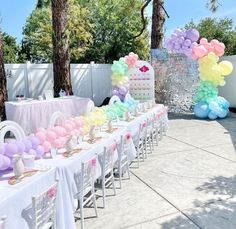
[5,96,91,134]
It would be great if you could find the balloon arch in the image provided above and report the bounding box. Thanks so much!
[165,28,233,119]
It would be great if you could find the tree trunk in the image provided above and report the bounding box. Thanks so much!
[0,33,8,121]
[51,0,73,97]
[151,0,165,49]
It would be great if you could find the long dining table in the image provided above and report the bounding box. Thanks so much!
[0,104,167,229]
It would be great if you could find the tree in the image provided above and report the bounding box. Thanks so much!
[0,32,8,120]
[149,0,218,49]
[185,17,236,55]
[51,0,73,96]
[22,2,92,63]
[2,33,19,63]
[80,0,150,63]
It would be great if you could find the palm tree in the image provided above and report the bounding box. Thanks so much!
[0,32,8,120]
[51,0,73,96]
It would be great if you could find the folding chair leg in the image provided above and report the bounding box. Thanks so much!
[102,180,106,208]
[92,189,98,217]
[126,163,130,179]
[119,167,122,189]
[80,197,84,229]
[112,174,116,195]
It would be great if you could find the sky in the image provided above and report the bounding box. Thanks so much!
[0,0,236,44]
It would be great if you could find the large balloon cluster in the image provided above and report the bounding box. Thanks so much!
[165,28,233,120]
[112,52,138,101]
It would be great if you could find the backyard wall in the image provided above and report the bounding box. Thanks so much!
[219,55,236,107]
[5,62,112,106]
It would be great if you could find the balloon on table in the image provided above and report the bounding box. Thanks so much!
[5,143,18,157]
[0,154,11,170]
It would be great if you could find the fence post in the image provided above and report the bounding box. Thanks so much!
[90,61,95,101]
[25,61,31,98]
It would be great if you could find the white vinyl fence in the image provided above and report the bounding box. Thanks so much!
[5,62,112,106]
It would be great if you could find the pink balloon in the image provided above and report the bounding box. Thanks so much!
[63,123,73,133]
[35,132,46,144]
[42,141,52,153]
[53,139,61,148]
[46,130,57,142]
[193,45,208,58]
[74,119,84,128]
[200,38,208,45]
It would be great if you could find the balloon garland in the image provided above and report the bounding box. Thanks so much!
[111,52,138,101]
[165,28,233,119]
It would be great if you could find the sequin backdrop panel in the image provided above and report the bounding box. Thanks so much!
[151,49,199,113]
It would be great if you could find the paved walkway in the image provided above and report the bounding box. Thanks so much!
[77,112,236,229]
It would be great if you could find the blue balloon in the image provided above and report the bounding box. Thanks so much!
[218,109,227,118]
[208,111,218,120]
[194,102,209,119]
[208,101,220,113]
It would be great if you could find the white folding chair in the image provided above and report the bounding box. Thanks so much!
[133,123,146,167]
[48,111,66,128]
[0,215,7,229]
[32,182,58,229]
[74,157,98,229]
[152,113,161,146]
[96,146,116,208]
[115,135,130,188]
[143,118,153,156]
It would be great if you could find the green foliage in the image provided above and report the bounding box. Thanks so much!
[24,0,149,63]
[23,0,93,63]
[80,0,150,63]
[185,17,236,55]
[2,32,21,63]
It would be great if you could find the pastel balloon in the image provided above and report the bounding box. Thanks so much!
[208,111,218,120]
[28,136,40,149]
[36,145,44,158]
[46,130,57,142]
[5,143,18,157]
[16,141,25,154]
[0,154,11,171]
[35,131,46,144]
[28,149,36,158]
[42,141,52,153]
[219,61,233,75]
[0,143,6,155]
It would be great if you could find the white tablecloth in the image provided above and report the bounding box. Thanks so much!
[0,104,167,229]
[0,168,56,229]
[5,96,91,134]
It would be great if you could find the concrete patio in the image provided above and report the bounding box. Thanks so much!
[77,112,236,229]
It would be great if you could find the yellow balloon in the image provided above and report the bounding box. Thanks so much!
[219,61,233,75]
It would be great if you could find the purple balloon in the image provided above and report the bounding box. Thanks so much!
[112,89,119,96]
[0,154,11,171]
[28,137,40,149]
[0,143,6,155]
[22,139,32,153]
[5,143,18,157]
[28,149,36,158]
[16,141,25,155]
[184,39,192,47]
[36,145,44,158]
[118,86,128,95]
[185,29,199,42]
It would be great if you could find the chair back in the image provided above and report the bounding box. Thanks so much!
[0,121,26,143]
[48,111,66,128]
[32,182,58,229]
[0,215,7,229]
[80,157,96,195]
[102,146,115,175]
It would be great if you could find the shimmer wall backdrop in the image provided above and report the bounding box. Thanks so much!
[151,49,199,113]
